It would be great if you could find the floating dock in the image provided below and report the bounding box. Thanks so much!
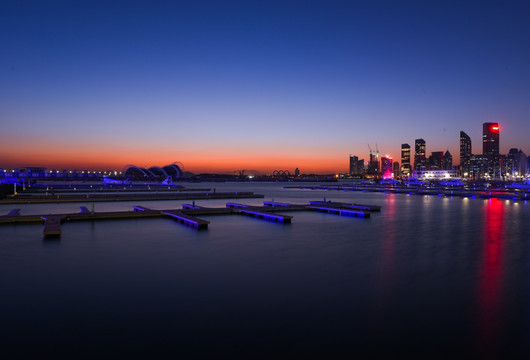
[160,210,210,230]
[41,215,62,236]
[306,205,370,218]
[0,191,264,204]
[308,201,381,212]
[0,200,379,237]
[226,203,293,223]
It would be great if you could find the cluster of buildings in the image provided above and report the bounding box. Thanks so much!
[350,122,529,181]
[459,124,527,180]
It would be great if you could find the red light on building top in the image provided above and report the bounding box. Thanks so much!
[491,126,499,131]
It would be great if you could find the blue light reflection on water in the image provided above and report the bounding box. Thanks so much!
[0,182,529,357]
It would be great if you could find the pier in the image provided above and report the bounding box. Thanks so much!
[0,191,264,204]
[306,205,370,218]
[160,210,210,230]
[41,215,62,236]
[0,200,379,237]
[226,203,293,223]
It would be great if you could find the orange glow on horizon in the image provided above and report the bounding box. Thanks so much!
[1,140,350,174]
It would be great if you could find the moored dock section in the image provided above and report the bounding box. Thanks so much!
[306,205,370,218]
[235,209,292,224]
[133,206,155,212]
[41,215,63,237]
[308,201,381,212]
[226,203,293,223]
[161,210,210,230]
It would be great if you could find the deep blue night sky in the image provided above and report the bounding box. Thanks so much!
[1,0,529,172]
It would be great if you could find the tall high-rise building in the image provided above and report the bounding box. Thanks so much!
[483,123,500,157]
[349,155,364,176]
[368,150,380,175]
[483,123,500,178]
[460,131,472,177]
[401,143,411,177]
[349,155,358,176]
[414,139,426,171]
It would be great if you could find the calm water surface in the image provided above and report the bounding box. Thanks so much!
[1,182,529,358]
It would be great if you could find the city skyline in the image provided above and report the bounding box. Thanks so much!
[2,1,530,173]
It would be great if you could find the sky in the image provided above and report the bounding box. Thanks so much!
[1,0,530,174]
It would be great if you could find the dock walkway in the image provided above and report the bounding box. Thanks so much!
[0,199,380,237]
[1,191,264,204]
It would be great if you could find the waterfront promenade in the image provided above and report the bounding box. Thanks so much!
[286,183,530,202]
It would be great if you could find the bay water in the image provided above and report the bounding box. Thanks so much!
[1,182,528,357]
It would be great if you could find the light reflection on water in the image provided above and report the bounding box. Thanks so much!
[0,182,529,357]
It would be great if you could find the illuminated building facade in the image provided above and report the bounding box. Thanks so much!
[505,148,528,179]
[460,131,472,178]
[381,156,393,179]
[469,154,489,179]
[483,122,500,157]
[368,150,380,175]
[401,143,411,177]
[414,139,426,171]
[483,122,500,178]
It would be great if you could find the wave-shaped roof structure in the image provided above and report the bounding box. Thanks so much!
[123,162,185,180]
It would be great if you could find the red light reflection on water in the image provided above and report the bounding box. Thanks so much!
[476,198,505,357]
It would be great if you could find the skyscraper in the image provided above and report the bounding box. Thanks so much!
[483,123,499,157]
[401,143,411,177]
[460,131,472,178]
[349,155,364,176]
[368,150,380,175]
[349,155,358,176]
[414,139,426,171]
[483,123,500,178]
